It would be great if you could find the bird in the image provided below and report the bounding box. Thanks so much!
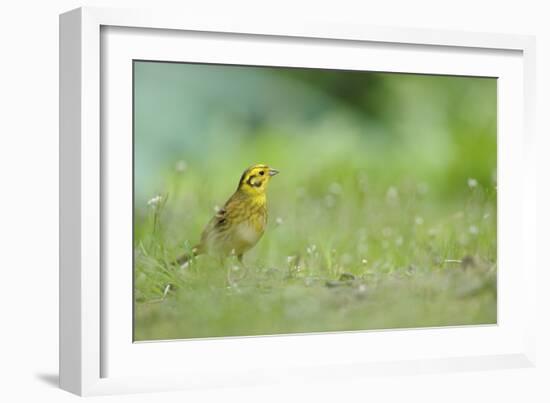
[176,164,279,266]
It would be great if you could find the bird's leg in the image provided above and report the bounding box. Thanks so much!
[237,253,250,280]
[226,254,248,287]
[238,253,250,271]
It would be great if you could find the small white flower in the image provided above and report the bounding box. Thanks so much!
[275,217,284,225]
[417,182,429,195]
[147,195,162,207]
[175,159,188,172]
[467,178,478,188]
[414,216,424,225]
[306,244,317,255]
[328,182,342,195]
[358,175,369,193]
[386,186,399,201]
[324,194,336,208]
[382,227,392,237]
[469,225,479,235]
[361,258,368,264]
[287,256,296,264]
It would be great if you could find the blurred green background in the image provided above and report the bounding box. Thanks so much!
[133,61,497,341]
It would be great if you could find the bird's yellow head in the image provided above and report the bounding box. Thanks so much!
[237,164,279,195]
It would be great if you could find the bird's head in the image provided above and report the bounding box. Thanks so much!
[237,164,279,196]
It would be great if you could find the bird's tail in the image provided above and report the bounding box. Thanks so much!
[174,245,202,266]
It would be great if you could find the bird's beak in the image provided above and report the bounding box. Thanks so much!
[268,168,280,176]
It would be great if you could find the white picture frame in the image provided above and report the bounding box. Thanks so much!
[59,6,537,396]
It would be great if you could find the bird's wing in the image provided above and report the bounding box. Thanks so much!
[199,194,239,245]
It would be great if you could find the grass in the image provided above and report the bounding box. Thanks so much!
[132,66,497,341]
[133,143,497,341]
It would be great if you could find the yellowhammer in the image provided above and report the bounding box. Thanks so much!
[177,164,279,265]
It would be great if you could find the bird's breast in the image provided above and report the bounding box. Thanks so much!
[233,203,267,247]
[235,221,263,245]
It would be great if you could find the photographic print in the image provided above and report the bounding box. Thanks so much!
[133,61,497,341]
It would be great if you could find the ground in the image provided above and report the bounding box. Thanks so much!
[133,157,496,340]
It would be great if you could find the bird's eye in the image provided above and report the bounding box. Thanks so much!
[259,171,265,176]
